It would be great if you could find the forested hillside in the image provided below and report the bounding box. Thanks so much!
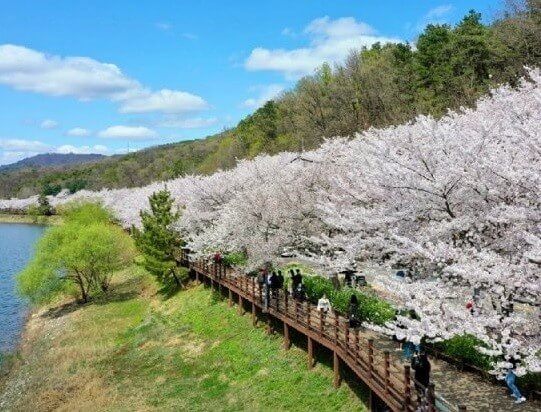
[1,3,539,199]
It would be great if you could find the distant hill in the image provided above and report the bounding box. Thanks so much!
[0,153,106,172]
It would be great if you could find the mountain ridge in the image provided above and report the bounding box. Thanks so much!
[0,153,107,172]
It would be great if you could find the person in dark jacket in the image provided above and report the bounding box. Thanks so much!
[277,270,284,290]
[291,269,302,297]
[269,271,279,299]
[411,350,431,401]
[295,283,306,302]
[348,294,360,328]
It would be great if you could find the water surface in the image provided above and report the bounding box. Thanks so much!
[0,223,45,352]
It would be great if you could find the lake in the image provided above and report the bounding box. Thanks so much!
[0,223,45,352]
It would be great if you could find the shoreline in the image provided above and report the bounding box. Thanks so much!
[0,213,60,225]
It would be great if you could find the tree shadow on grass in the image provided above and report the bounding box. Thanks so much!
[40,276,143,319]
[157,277,186,301]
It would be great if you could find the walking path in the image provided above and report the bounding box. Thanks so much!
[185,255,540,412]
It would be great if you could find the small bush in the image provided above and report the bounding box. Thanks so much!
[518,372,541,394]
[303,274,394,325]
[222,252,247,267]
[433,334,492,370]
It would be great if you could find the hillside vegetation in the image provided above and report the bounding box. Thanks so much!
[0,267,367,411]
[1,3,540,199]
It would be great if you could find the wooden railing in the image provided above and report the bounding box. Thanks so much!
[181,251,467,412]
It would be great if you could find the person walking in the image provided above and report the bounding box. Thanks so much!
[277,270,284,290]
[506,357,526,404]
[291,269,302,298]
[317,293,331,314]
[411,350,431,402]
[348,294,360,328]
[295,282,306,302]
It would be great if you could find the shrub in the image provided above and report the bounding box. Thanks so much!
[303,274,394,326]
[518,372,541,394]
[433,334,492,370]
[222,252,247,267]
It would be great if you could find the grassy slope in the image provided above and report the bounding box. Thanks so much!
[0,266,367,411]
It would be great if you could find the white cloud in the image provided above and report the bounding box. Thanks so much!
[0,138,51,152]
[56,144,109,154]
[182,33,198,40]
[119,89,208,114]
[66,127,92,137]
[414,5,454,33]
[156,22,172,31]
[0,44,137,99]
[281,28,296,37]
[242,84,284,109]
[40,119,58,129]
[245,16,401,78]
[98,125,158,140]
[159,116,218,129]
[426,5,453,19]
[0,44,208,113]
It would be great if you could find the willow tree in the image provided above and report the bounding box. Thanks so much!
[18,202,135,303]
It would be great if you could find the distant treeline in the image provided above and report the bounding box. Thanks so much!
[1,2,540,199]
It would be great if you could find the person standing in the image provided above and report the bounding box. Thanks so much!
[348,294,360,328]
[411,350,431,401]
[506,357,526,404]
[317,294,331,314]
[277,270,284,291]
[291,269,302,297]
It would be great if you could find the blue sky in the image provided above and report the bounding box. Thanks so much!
[0,0,500,165]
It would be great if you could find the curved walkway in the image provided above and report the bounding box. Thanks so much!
[185,256,540,412]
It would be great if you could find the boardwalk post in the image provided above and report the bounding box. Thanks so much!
[283,322,291,350]
[404,365,412,409]
[368,338,374,377]
[307,302,311,329]
[307,336,314,369]
[384,351,390,394]
[228,289,232,307]
[334,313,339,344]
[333,351,341,388]
[427,383,436,412]
[344,322,349,352]
[266,315,273,335]
[458,406,467,412]
[238,294,243,315]
[354,332,360,364]
[252,302,257,326]
[195,269,200,283]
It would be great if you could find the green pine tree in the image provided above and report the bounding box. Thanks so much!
[133,188,185,287]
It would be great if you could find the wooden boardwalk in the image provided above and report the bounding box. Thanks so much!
[182,253,467,412]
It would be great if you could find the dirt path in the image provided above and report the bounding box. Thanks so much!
[363,330,540,412]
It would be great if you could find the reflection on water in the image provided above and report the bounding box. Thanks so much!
[0,223,45,352]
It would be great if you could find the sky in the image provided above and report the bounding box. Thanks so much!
[0,0,501,165]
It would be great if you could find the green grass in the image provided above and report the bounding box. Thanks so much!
[0,265,367,411]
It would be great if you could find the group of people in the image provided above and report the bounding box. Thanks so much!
[258,268,307,309]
